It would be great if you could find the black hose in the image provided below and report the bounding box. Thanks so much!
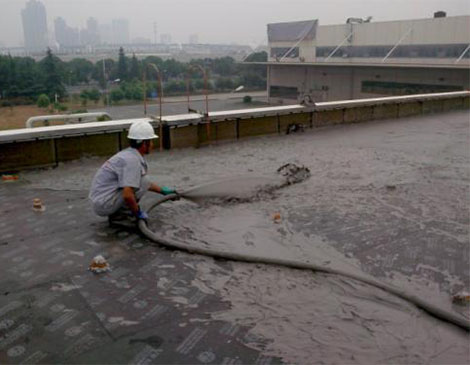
[139,193,470,332]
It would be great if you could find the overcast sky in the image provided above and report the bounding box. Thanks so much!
[0,0,469,47]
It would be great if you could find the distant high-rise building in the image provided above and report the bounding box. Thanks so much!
[21,0,48,53]
[84,17,100,46]
[161,33,172,44]
[189,34,199,44]
[153,22,158,45]
[132,37,151,44]
[80,17,100,46]
[99,24,112,44]
[111,19,130,44]
[54,17,79,48]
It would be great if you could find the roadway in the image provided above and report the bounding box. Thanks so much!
[90,91,268,120]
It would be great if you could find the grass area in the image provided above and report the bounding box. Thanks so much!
[0,90,267,131]
[0,102,88,131]
[0,105,47,130]
[0,99,101,131]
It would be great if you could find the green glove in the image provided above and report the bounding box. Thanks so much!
[161,186,176,195]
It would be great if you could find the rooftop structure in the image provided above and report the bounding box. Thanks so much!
[253,14,470,103]
[268,15,470,66]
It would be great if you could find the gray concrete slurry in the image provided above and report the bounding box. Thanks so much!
[1,110,469,363]
[0,187,277,364]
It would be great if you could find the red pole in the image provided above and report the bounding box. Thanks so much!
[158,72,163,152]
[186,70,190,113]
[205,74,210,142]
[143,67,147,116]
[148,63,163,151]
[196,65,210,142]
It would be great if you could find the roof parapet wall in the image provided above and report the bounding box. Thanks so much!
[0,91,469,171]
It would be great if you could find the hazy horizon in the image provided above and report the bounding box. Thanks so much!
[1,0,469,48]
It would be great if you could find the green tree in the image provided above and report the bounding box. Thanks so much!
[194,78,205,90]
[0,55,19,98]
[80,89,89,106]
[243,95,252,103]
[54,103,68,112]
[215,77,234,90]
[143,56,163,76]
[213,57,236,76]
[41,48,65,99]
[0,57,8,99]
[37,94,50,108]
[110,88,124,103]
[121,81,143,100]
[8,55,18,97]
[162,59,185,80]
[241,72,266,88]
[0,53,268,104]
[88,88,101,104]
[92,59,115,89]
[239,51,267,89]
[117,47,128,81]
[67,58,94,84]
[15,57,44,99]
[129,54,141,81]
[244,51,268,62]
[163,80,185,94]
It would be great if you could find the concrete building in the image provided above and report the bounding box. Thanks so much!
[111,19,130,45]
[256,14,470,103]
[132,37,152,45]
[81,17,100,46]
[54,17,80,48]
[161,33,172,45]
[189,34,199,44]
[21,0,48,53]
[99,24,113,45]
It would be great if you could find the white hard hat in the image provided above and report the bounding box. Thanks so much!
[127,120,158,141]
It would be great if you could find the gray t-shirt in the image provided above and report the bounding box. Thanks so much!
[89,148,148,210]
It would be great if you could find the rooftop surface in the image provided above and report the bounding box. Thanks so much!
[1,110,469,363]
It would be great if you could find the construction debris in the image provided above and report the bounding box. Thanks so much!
[277,163,311,185]
[32,198,45,212]
[1,174,19,182]
[89,255,110,274]
[452,291,470,305]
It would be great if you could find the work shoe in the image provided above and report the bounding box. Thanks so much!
[108,209,136,228]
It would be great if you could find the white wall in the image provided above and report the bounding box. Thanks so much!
[268,16,470,65]
[316,16,470,46]
[269,64,470,102]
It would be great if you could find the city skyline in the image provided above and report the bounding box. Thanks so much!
[1,0,469,48]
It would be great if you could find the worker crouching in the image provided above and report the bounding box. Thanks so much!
[89,120,177,225]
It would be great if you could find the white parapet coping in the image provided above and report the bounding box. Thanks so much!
[161,113,203,127]
[0,91,468,144]
[25,112,112,128]
[208,104,305,121]
[313,91,470,110]
[162,106,307,126]
[0,118,153,144]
